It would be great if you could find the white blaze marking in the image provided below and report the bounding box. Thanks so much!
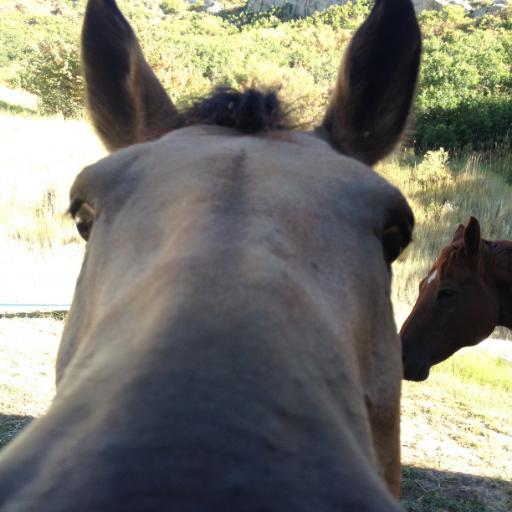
[428,269,437,285]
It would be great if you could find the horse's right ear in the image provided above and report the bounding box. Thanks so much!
[82,0,180,151]
[463,216,481,258]
[450,224,465,243]
[322,0,421,166]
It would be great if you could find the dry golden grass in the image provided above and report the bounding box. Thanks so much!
[376,150,512,332]
[0,111,105,251]
[0,99,105,304]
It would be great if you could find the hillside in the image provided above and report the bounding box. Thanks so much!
[1,0,512,150]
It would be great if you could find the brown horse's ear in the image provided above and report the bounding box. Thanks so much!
[450,223,465,243]
[322,0,421,166]
[463,216,481,258]
[82,0,180,151]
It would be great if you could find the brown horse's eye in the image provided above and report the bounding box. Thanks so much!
[70,200,95,242]
[437,289,456,301]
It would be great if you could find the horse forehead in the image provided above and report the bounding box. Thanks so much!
[438,255,474,282]
[82,126,400,221]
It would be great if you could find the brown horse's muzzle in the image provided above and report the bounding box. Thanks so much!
[402,348,431,381]
[400,320,433,381]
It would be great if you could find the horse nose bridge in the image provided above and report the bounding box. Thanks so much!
[399,305,417,344]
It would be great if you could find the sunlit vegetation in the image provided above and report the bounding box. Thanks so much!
[1,0,512,150]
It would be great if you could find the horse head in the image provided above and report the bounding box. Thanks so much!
[0,0,421,509]
[401,216,500,381]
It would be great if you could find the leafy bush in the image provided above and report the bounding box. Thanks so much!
[160,0,186,15]
[0,12,35,68]
[17,39,84,118]
[296,0,372,29]
[189,1,205,12]
[412,6,512,151]
[414,149,451,189]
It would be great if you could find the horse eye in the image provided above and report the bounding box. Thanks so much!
[381,224,410,265]
[437,289,456,300]
[71,201,95,242]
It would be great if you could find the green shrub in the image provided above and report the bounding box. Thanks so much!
[406,6,512,151]
[17,39,84,118]
[160,0,186,15]
[414,149,451,189]
[188,1,205,12]
[297,0,373,28]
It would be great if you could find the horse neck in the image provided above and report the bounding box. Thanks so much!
[483,240,512,330]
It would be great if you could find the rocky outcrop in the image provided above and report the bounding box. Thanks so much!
[412,0,472,13]
[204,0,223,12]
[471,2,509,18]
[246,0,351,18]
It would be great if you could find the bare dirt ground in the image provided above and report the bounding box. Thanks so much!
[400,342,512,511]
[0,315,510,511]
[0,315,61,447]
[401,412,512,511]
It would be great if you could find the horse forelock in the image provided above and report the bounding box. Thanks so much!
[436,241,482,279]
[436,244,460,279]
[179,88,291,134]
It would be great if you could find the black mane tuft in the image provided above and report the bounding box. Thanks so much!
[182,88,290,134]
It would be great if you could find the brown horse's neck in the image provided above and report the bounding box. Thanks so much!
[483,239,512,330]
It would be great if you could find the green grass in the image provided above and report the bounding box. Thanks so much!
[400,465,487,512]
[432,350,512,392]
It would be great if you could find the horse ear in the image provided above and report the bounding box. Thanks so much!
[450,224,465,243]
[322,0,421,166]
[463,216,481,258]
[82,0,180,151]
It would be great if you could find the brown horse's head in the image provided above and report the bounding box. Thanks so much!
[0,0,421,510]
[401,217,500,381]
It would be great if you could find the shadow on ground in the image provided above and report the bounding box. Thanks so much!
[401,465,512,512]
[0,414,35,449]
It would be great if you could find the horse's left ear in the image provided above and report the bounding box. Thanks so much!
[463,216,481,258]
[322,0,421,166]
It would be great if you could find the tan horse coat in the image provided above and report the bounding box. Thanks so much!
[0,0,421,509]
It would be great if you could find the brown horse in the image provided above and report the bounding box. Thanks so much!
[0,0,421,510]
[401,216,512,381]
